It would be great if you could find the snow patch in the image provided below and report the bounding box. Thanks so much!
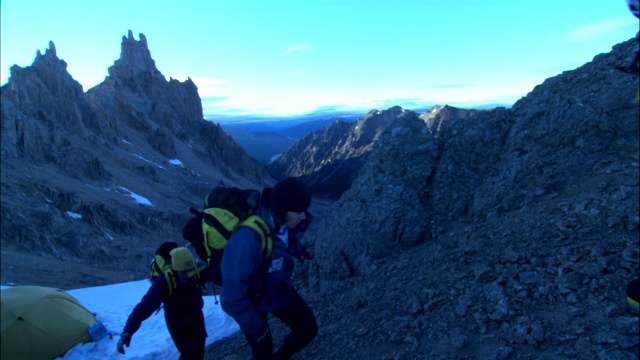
[66,211,82,219]
[119,187,153,206]
[131,154,164,169]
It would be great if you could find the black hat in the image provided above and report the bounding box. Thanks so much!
[270,178,311,216]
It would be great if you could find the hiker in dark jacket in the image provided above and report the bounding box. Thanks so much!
[220,178,317,360]
[117,247,207,360]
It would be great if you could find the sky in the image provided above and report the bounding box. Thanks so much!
[1,282,239,360]
[1,1,638,119]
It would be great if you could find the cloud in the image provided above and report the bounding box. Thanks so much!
[418,83,475,89]
[180,76,228,97]
[201,96,233,103]
[190,77,227,86]
[283,44,312,54]
[568,16,634,41]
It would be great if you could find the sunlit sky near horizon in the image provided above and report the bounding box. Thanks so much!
[1,0,637,118]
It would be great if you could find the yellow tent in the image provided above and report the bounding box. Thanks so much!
[1,286,97,360]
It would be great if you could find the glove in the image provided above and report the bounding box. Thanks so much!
[295,246,313,264]
[116,333,132,354]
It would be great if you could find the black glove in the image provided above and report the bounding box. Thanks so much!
[117,333,131,354]
[296,246,313,264]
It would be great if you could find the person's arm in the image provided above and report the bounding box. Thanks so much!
[118,275,169,354]
[220,226,267,337]
[122,274,169,335]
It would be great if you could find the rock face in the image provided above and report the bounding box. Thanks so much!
[276,38,638,359]
[266,106,409,198]
[0,31,272,287]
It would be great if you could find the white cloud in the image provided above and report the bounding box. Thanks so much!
[311,93,338,100]
[568,16,634,41]
[202,91,388,117]
[189,76,227,86]
[187,77,228,98]
[283,44,312,54]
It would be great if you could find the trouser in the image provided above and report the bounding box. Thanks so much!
[167,317,207,360]
[246,289,318,360]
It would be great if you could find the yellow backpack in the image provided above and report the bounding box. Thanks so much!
[182,186,273,286]
[149,241,179,282]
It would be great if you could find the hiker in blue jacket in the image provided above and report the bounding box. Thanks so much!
[117,247,208,360]
[220,178,317,360]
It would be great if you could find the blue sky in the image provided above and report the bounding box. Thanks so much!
[1,1,637,118]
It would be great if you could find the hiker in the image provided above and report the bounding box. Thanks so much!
[220,178,317,360]
[117,247,207,360]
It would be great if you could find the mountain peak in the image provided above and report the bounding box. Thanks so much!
[107,30,163,81]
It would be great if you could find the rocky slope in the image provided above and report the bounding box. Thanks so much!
[207,38,639,359]
[267,106,410,198]
[0,31,272,287]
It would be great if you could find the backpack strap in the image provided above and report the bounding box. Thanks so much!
[239,215,273,258]
[164,265,209,299]
[164,270,178,299]
[152,259,163,275]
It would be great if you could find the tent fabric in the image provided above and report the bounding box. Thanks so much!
[1,286,97,360]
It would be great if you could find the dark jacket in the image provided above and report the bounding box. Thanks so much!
[123,271,207,347]
[220,211,312,338]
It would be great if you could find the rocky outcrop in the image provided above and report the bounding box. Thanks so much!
[267,106,410,198]
[289,38,639,359]
[207,37,639,358]
[0,31,272,286]
[1,41,94,164]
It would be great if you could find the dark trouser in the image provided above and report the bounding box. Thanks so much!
[167,315,207,360]
[246,289,318,360]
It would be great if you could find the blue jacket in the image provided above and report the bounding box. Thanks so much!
[220,214,311,338]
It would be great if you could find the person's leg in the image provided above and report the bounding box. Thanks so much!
[244,322,273,360]
[190,323,207,360]
[271,289,318,360]
[170,326,203,360]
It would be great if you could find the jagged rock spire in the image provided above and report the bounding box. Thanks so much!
[108,30,164,80]
[34,41,59,63]
[48,41,57,57]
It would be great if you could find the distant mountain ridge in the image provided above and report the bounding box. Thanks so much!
[220,116,360,164]
[266,106,413,198]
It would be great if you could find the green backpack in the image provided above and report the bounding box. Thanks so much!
[182,186,273,286]
[162,265,209,299]
[149,241,179,282]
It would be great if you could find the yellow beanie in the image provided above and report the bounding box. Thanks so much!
[170,247,195,271]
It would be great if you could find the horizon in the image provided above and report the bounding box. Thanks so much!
[1,0,637,118]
